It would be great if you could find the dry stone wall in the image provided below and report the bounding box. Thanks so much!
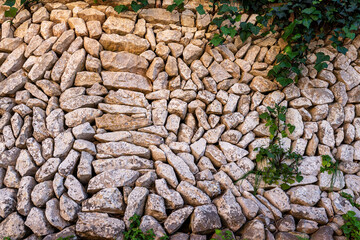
[0,1,360,239]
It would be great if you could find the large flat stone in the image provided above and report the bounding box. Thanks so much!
[96,141,150,158]
[87,169,140,193]
[100,51,149,75]
[102,72,152,93]
[99,34,149,54]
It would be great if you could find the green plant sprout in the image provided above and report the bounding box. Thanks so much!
[238,104,303,192]
[320,154,340,191]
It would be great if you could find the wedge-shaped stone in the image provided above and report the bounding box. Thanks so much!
[74,72,102,87]
[105,89,149,107]
[290,204,328,224]
[250,76,278,93]
[130,131,164,147]
[190,204,222,234]
[164,206,193,234]
[60,48,86,91]
[0,38,23,52]
[176,181,211,206]
[98,103,147,115]
[161,144,195,185]
[77,8,106,23]
[100,51,149,75]
[60,95,103,112]
[213,190,246,232]
[99,34,149,54]
[45,198,70,230]
[82,188,124,214]
[25,207,55,236]
[103,16,135,35]
[219,141,248,162]
[87,169,140,193]
[139,8,180,24]
[92,156,153,174]
[94,131,132,143]
[96,114,151,131]
[52,30,75,54]
[124,187,149,228]
[64,108,103,128]
[155,179,184,209]
[0,70,27,96]
[0,44,26,77]
[301,88,334,105]
[76,212,125,239]
[97,141,150,159]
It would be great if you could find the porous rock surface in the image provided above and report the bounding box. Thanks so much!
[0,0,359,239]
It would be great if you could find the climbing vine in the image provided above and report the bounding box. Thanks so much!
[5,0,360,87]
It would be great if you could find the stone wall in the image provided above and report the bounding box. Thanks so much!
[0,1,359,239]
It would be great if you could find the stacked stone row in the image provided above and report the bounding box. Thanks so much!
[0,1,360,239]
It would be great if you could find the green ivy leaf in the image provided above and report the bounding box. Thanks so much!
[276,77,293,87]
[278,113,286,121]
[4,0,15,6]
[337,46,348,54]
[315,52,330,64]
[212,17,224,28]
[314,62,328,72]
[302,18,311,29]
[210,34,224,46]
[131,0,148,12]
[302,7,316,14]
[196,4,205,15]
[282,21,297,41]
[114,5,128,13]
[5,7,18,18]
[288,125,295,134]
[221,26,237,38]
[280,183,290,190]
[259,112,269,119]
[295,174,303,182]
[166,4,177,12]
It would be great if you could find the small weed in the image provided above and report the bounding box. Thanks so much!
[341,211,360,240]
[320,155,340,191]
[239,105,303,192]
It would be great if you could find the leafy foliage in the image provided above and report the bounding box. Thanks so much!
[124,214,156,240]
[241,105,303,192]
[167,0,184,12]
[320,154,339,191]
[341,211,360,240]
[193,0,360,87]
[6,0,360,87]
[124,214,169,240]
[3,0,36,18]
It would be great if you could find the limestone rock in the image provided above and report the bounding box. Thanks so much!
[190,204,222,234]
[88,169,140,193]
[213,190,246,232]
[100,34,150,54]
[76,212,125,239]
